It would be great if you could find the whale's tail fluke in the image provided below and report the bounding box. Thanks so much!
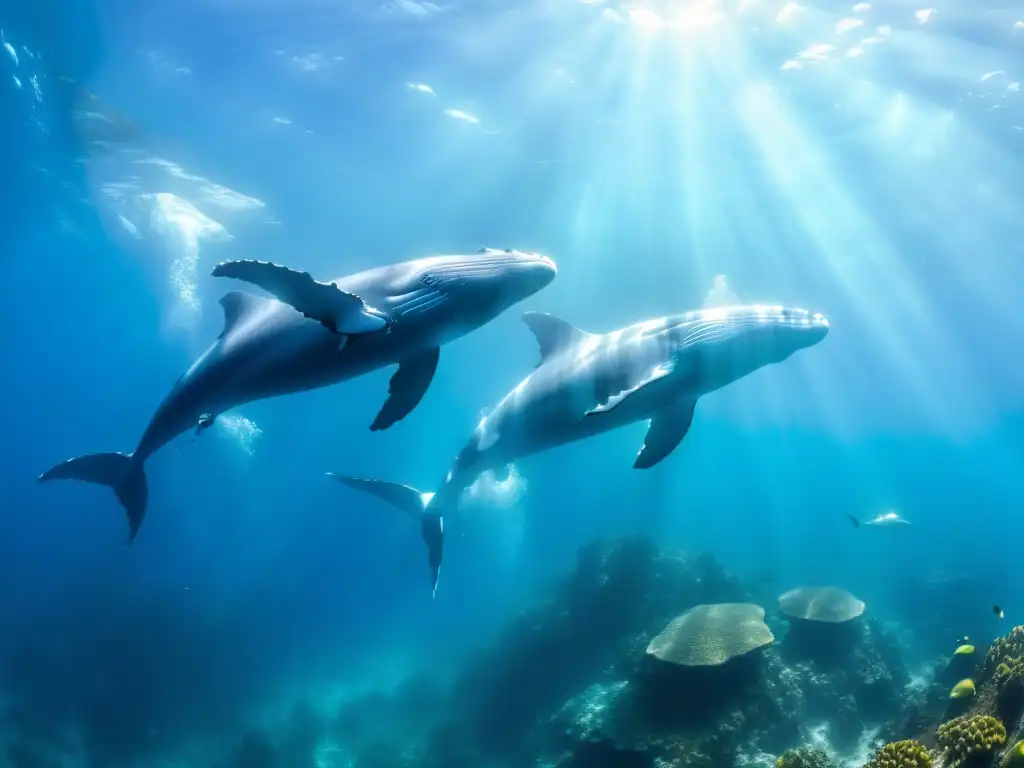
[38,452,148,540]
[327,473,443,598]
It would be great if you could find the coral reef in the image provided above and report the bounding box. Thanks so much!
[936,715,1007,768]
[445,537,751,762]
[425,538,905,767]
[884,627,1024,752]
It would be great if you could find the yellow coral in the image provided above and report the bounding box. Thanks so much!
[864,739,933,768]
[936,715,1007,768]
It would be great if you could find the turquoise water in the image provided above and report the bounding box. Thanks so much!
[2,0,1024,766]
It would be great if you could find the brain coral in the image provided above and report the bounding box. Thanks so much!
[647,603,774,666]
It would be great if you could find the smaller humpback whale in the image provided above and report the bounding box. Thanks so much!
[330,303,830,596]
[848,510,910,528]
[38,248,557,539]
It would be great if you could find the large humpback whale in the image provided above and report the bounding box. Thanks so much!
[38,248,557,538]
[331,304,830,596]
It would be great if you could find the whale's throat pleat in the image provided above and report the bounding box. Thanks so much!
[392,285,449,319]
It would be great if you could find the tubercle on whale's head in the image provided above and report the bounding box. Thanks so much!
[479,248,557,304]
[425,247,557,320]
[672,303,829,387]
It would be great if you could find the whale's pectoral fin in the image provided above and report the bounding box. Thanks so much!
[212,259,389,335]
[634,399,696,469]
[585,362,675,416]
[370,346,441,431]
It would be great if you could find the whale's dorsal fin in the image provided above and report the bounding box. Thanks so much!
[523,312,586,365]
[219,291,263,338]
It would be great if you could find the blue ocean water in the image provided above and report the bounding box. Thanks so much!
[3,0,1024,765]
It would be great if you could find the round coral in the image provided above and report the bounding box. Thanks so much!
[776,745,837,768]
[864,740,933,768]
[936,715,1007,768]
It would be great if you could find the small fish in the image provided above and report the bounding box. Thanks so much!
[994,605,1005,619]
[950,678,976,699]
[954,644,975,656]
[847,513,860,529]
[183,585,192,593]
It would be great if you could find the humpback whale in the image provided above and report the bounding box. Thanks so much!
[331,303,830,596]
[38,248,557,538]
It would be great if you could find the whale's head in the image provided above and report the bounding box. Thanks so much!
[671,304,829,391]
[411,247,557,329]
